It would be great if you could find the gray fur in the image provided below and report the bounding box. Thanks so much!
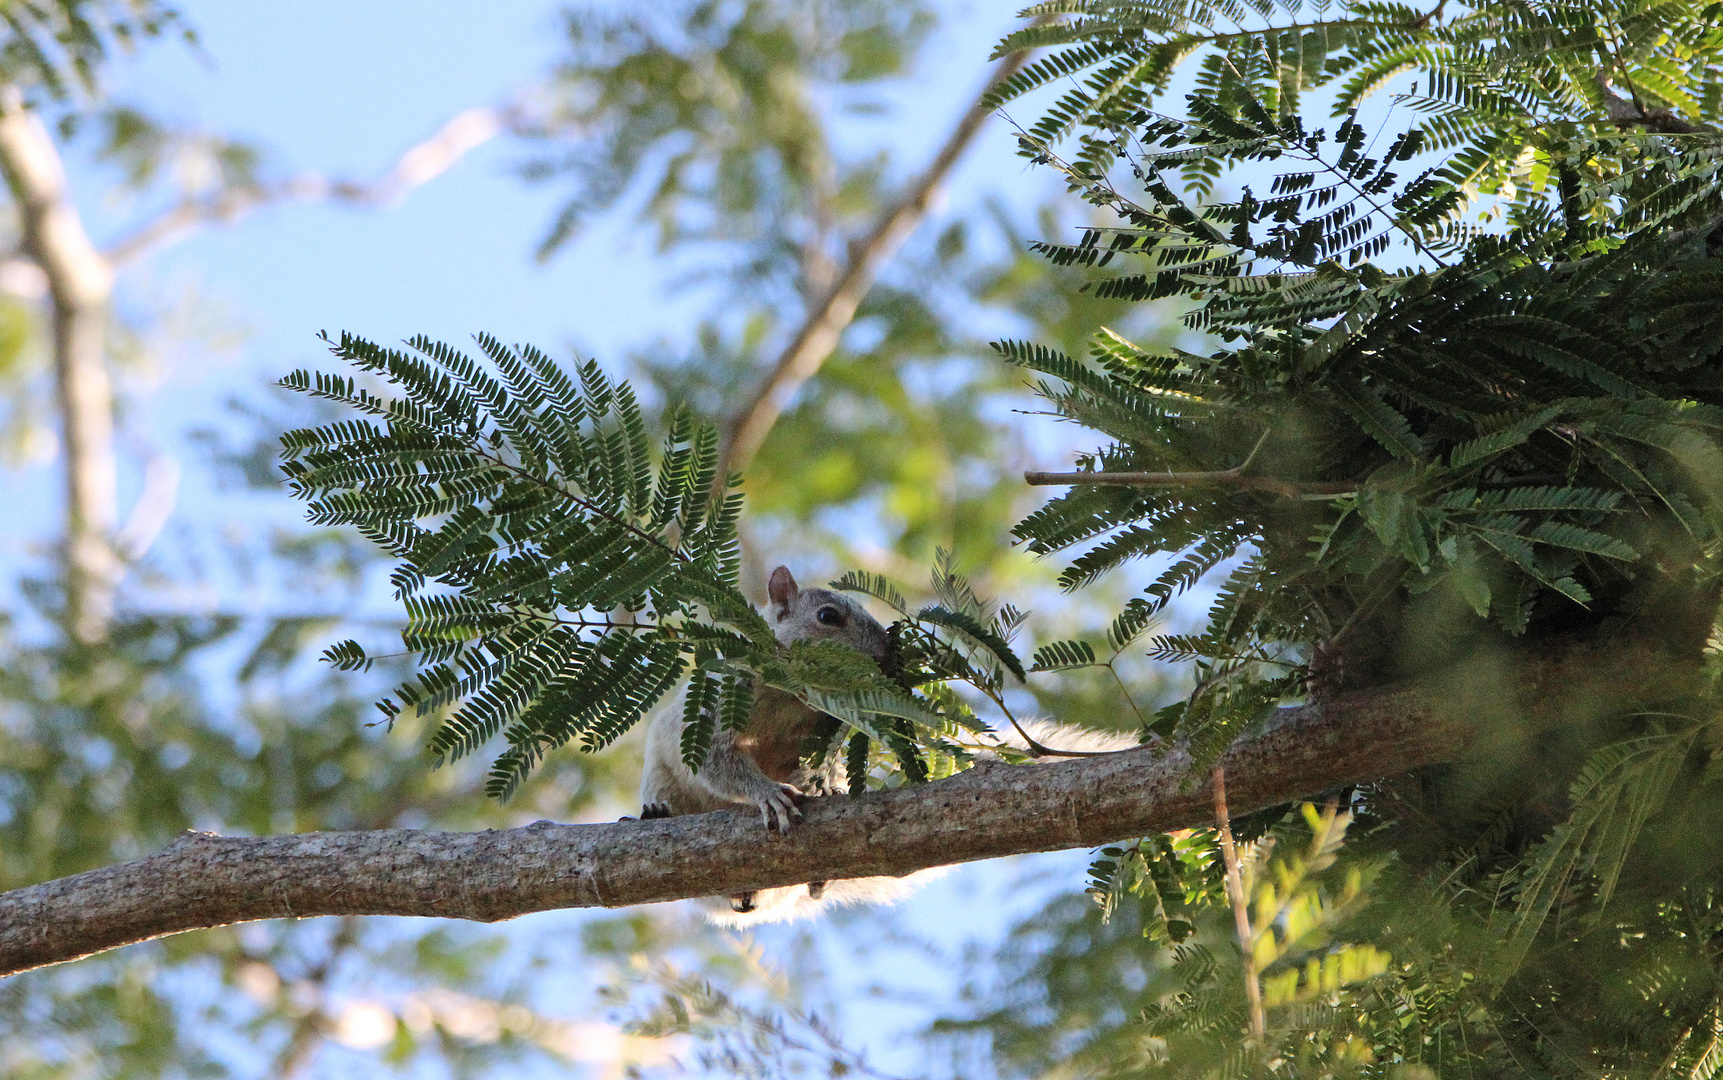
[639,566,888,833]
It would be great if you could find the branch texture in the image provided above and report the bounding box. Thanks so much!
[0,639,1684,979]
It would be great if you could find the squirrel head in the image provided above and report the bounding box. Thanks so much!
[766,566,888,661]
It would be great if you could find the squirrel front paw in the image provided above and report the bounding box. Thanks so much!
[758,782,805,833]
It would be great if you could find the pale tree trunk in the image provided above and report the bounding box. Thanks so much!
[0,89,117,643]
[0,95,519,643]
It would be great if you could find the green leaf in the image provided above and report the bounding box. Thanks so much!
[914,605,1026,681]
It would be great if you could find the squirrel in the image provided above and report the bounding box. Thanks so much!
[640,564,886,833]
[638,564,886,919]
[638,564,1139,925]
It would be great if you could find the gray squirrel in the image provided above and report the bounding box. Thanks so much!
[638,564,1138,925]
[640,565,884,832]
[639,564,885,919]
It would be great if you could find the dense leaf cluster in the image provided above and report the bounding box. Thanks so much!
[280,335,1054,798]
[994,0,1723,752]
[281,332,762,797]
[938,1,1723,1077]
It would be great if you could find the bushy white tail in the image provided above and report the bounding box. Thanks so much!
[989,718,1141,756]
[704,869,950,928]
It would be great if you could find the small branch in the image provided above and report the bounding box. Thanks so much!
[1592,68,1708,135]
[105,104,524,268]
[463,441,692,564]
[0,635,1690,979]
[1025,469,1358,499]
[716,32,1040,482]
[113,453,179,559]
[1213,766,1266,1043]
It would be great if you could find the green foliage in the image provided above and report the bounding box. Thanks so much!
[280,336,1048,797]
[917,2,1723,1077]
[942,806,1394,1080]
[279,331,763,797]
[993,0,1723,238]
[1493,714,1710,965]
[527,0,933,261]
[280,331,785,797]
[0,0,187,100]
[1088,829,1226,943]
[1244,805,1389,1010]
[994,0,1723,761]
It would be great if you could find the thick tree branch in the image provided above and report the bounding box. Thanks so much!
[0,637,1685,980]
[716,38,1038,481]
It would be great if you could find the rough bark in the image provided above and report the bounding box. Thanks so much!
[0,636,1685,980]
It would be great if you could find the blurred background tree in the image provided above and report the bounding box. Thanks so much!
[18,0,1723,1077]
[0,1,1170,1077]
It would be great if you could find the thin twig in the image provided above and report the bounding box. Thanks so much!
[1213,766,1267,1043]
[1025,469,1357,499]
[1107,662,1147,725]
[105,104,525,268]
[960,657,1132,758]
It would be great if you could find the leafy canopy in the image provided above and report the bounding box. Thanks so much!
[990,0,1723,759]
[924,1,1723,1077]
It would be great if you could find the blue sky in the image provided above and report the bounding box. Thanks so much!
[0,0,1070,606]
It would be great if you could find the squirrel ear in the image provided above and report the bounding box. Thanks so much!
[767,566,798,608]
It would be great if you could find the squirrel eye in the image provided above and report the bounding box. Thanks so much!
[816,606,846,627]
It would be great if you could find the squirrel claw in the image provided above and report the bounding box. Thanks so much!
[760,783,805,833]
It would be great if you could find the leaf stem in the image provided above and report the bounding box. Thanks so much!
[1213,765,1267,1043]
[1025,469,1356,499]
